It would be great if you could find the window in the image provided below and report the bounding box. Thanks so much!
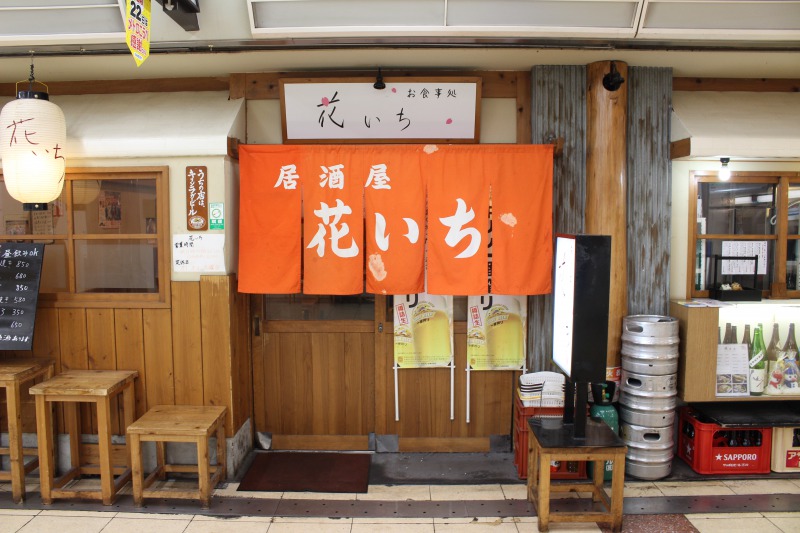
[688,170,800,299]
[0,166,170,307]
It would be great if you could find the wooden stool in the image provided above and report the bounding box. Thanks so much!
[527,419,627,532]
[30,369,138,505]
[127,405,227,508]
[0,358,54,503]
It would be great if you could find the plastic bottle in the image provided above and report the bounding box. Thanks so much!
[749,326,767,396]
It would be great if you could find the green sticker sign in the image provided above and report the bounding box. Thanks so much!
[209,202,224,230]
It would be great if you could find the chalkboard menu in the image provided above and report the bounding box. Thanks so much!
[0,243,45,351]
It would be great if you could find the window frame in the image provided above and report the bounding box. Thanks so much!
[688,170,800,300]
[0,166,170,308]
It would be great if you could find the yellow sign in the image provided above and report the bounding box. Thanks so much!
[467,295,526,370]
[125,0,151,67]
[393,294,453,368]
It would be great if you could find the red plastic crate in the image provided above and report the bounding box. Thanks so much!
[513,394,586,480]
[678,407,772,475]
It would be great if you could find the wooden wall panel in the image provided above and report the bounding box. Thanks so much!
[230,289,251,432]
[87,309,118,433]
[171,281,204,405]
[200,276,235,435]
[142,308,175,407]
[114,309,146,419]
[58,309,90,433]
[4,278,246,441]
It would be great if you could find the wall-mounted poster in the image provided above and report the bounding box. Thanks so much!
[98,191,121,229]
[393,293,453,368]
[467,295,527,370]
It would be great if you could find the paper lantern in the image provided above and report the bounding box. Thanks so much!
[0,90,66,208]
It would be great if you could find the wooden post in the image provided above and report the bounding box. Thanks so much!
[586,60,628,370]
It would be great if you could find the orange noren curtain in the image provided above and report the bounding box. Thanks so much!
[364,148,425,294]
[489,145,554,295]
[426,147,490,295]
[238,145,302,294]
[302,148,364,295]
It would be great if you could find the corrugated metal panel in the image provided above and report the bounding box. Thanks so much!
[529,65,586,372]
[627,67,672,316]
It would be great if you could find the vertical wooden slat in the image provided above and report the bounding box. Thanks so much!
[200,276,233,433]
[344,332,363,435]
[295,332,313,435]
[251,297,269,432]
[361,331,375,435]
[143,308,175,407]
[516,72,532,144]
[171,281,204,405]
[114,308,146,419]
[87,309,117,433]
[586,60,629,369]
[58,308,89,433]
[373,295,388,435]
[231,290,252,434]
[277,334,297,434]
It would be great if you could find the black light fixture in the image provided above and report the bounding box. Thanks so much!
[373,67,385,90]
[602,61,625,92]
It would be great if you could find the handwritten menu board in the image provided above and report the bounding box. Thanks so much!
[0,243,45,351]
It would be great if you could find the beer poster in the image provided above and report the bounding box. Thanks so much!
[393,293,453,368]
[467,295,527,370]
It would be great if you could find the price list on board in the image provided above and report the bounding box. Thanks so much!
[0,243,45,350]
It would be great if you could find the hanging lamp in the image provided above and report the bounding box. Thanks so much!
[0,55,66,211]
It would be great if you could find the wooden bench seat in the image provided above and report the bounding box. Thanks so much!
[127,405,227,508]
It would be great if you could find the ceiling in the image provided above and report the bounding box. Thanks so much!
[0,0,798,82]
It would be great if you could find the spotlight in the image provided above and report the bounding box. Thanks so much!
[719,157,731,181]
[602,61,625,92]
[373,67,385,90]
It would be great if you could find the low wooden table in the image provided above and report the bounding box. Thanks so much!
[30,369,138,505]
[527,418,627,532]
[0,358,54,503]
[127,405,227,508]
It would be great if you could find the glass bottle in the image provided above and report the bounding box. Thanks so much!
[742,325,752,357]
[730,325,738,345]
[781,324,799,392]
[723,323,733,344]
[765,324,782,395]
[749,325,767,396]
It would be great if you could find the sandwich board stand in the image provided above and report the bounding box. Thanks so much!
[526,234,627,532]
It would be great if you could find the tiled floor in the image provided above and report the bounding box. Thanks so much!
[1,478,800,532]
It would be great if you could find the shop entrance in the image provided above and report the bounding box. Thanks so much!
[250,293,382,450]
[250,294,518,453]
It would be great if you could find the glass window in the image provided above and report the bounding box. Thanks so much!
[0,167,168,306]
[690,172,800,299]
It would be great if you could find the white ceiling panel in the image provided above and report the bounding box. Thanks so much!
[0,1,126,45]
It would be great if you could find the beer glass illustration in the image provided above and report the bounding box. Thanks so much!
[486,296,524,368]
[411,295,452,366]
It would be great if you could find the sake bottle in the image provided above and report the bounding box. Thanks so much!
[782,324,799,392]
[742,324,752,356]
[749,326,767,396]
[765,324,782,395]
[730,325,738,345]
[723,323,733,344]
[783,324,798,361]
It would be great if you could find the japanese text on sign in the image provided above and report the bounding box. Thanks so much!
[125,0,151,67]
[281,79,480,141]
[186,166,208,231]
[173,234,225,273]
[0,243,45,350]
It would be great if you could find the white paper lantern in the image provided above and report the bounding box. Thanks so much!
[0,92,66,205]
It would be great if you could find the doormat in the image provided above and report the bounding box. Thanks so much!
[237,452,371,493]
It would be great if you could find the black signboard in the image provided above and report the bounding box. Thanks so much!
[0,243,45,351]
